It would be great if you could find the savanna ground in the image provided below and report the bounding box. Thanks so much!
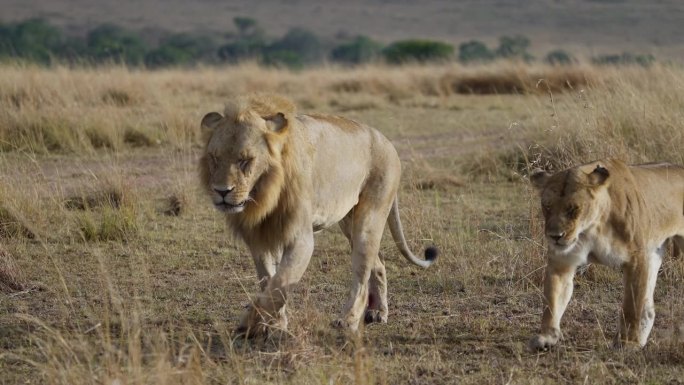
[1,63,683,384]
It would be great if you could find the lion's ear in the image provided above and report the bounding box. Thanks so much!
[587,164,610,187]
[201,112,223,132]
[264,113,288,133]
[530,169,550,190]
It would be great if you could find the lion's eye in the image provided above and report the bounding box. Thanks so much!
[566,205,579,219]
[208,154,218,169]
[238,158,251,172]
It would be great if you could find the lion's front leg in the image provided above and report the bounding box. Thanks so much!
[365,254,388,324]
[529,263,576,350]
[616,251,661,348]
[237,230,314,337]
[235,247,287,337]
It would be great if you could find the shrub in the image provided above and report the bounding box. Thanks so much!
[145,45,192,68]
[267,27,323,64]
[545,49,577,66]
[262,50,304,70]
[217,38,266,63]
[233,17,258,37]
[145,34,215,68]
[382,40,454,64]
[330,36,382,64]
[0,19,63,65]
[86,24,147,65]
[458,40,495,63]
[592,52,655,67]
[495,35,533,61]
[0,23,12,59]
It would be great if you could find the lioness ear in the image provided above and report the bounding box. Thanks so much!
[201,112,223,132]
[264,113,288,133]
[587,164,610,187]
[530,169,550,190]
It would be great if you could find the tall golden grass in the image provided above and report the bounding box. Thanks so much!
[2,62,684,384]
[0,63,602,154]
[2,62,682,168]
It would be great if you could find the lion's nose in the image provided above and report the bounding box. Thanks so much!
[549,232,565,242]
[213,186,234,197]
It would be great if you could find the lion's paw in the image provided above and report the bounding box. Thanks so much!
[528,333,559,351]
[234,304,276,338]
[364,309,388,325]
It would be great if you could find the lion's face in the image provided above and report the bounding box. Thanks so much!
[200,110,288,215]
[531,164,610,254]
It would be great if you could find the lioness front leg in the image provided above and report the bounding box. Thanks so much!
[616,252,661,347]
[238,231,314,337]
[529,263,576,350]
[334,199,391,331]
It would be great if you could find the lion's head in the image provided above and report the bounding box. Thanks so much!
[531,163,611,254]
[199,94,297,228]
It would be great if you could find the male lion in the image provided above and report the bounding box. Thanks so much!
[529,159,684,349]
[199,94,437,335]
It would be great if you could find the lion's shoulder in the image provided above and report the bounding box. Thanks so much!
[301,113,364,132]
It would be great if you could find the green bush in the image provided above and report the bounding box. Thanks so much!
[267,27,323,64]
[382,40,454,64]
[217,38,266,63]
[545,49,576,65]
[495,35,533,61]
[330,36,382,64]
[458,40,495,63]
[592,52,655,67]
[145,46,193,68]
[0,19,63,64]
[234,17,258,36]
[145,33,216,68]
[0,23,15,59]
[86,24,147,65]
[262,50,304,70]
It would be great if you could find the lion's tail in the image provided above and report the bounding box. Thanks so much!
[387,197,438,268]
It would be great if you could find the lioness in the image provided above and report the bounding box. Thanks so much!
[529,159,684,349]
[199,94,437,335]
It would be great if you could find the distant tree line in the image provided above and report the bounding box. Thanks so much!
[0,17,656,68]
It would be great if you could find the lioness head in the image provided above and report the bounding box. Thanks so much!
[199,95,295,223]
[530,163,611,253]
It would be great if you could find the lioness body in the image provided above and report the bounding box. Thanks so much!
[199,95,435,335]
[530,159,684,349]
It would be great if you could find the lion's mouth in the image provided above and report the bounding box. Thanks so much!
[215,200,247,213]
[549,236,578,253]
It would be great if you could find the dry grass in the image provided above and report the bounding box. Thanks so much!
[0,245,27,292]
[1,63,684,384]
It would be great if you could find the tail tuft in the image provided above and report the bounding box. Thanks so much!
[424,246,439,263]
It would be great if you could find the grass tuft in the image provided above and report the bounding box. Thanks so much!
[0,244,26,292]
[0,204,38,240]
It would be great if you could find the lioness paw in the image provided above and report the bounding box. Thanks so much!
[331,319,350,329]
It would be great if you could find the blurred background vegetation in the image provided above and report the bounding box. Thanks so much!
[0,17,658,69]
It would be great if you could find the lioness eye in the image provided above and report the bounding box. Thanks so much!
[566,205,579,218]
